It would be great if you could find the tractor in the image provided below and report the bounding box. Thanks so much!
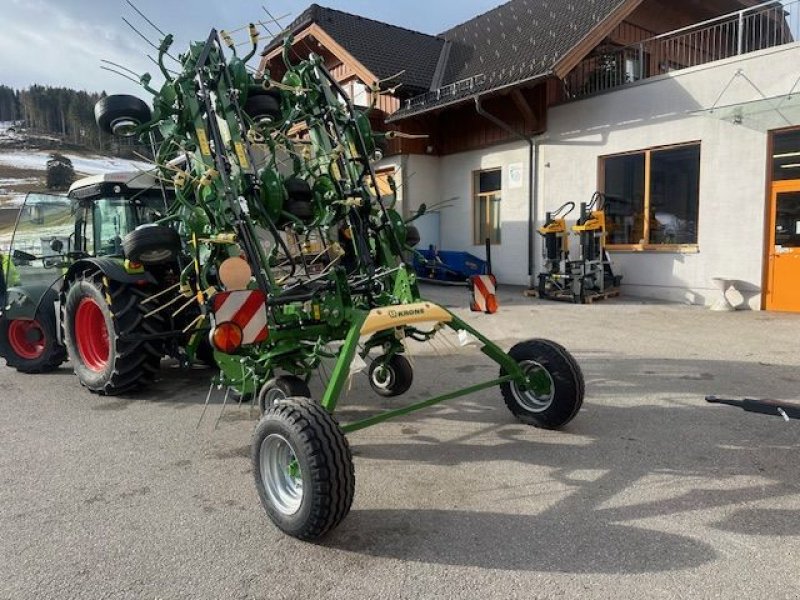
[1,23,586,541]
[0,170,209,392]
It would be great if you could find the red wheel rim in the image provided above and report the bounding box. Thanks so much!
[7,319,46,360]
[75,298,110,372]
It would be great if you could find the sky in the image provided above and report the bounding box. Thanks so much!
[0,0,501,96]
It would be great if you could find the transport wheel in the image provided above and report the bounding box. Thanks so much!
[258,375,311,413]
[368,354,413,397]
[63,273,163,395]
[252,397,355,540]
[122,225,182,265]
[95,94,152,136]
[499,339,584,429]
[0,307,66,373]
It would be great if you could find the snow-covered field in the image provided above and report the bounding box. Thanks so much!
[0,150,152,176]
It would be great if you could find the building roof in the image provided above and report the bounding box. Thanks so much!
[391,0,635,120]
[264,1,638,119]
[262,4,446,95]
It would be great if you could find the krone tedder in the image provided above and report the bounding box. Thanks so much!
[87,26,585,540]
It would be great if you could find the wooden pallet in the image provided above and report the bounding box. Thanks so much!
[524,287,621,304]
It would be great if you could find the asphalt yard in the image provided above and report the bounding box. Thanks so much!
[2,284,800,599]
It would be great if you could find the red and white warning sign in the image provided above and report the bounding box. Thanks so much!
[470,274,499,314]
[212,290,269,345]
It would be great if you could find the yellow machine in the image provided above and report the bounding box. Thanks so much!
[536,202,575,298]
[537,192,621,304]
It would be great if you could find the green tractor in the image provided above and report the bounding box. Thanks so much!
[0,171,206,393]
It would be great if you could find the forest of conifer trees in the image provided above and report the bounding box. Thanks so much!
[0,84,143,156]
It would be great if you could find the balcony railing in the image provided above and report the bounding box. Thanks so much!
[564,0,800,99]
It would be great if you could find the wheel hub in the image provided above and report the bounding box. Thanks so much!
[74,298,110,372]
[511,360,555,413]
[7,319,46,360]
[371,363,394,390]
[259,433,303,516]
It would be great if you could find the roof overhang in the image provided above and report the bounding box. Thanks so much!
[551,0,645,79]
[260,23,378,85]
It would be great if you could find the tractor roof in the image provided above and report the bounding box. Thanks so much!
[68,171,162,195]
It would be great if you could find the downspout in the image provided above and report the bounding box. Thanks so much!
[474,95,539,288]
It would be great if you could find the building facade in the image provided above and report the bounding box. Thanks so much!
[262,0,800,311]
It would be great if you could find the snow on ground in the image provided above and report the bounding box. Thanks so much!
[0,177,40,188]
[0,150,152,175]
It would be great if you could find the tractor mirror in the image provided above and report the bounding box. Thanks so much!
[12,249,37,263]
[50,239,64,253]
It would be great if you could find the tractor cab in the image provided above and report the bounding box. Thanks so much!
[0,170,172,373]
[67,170,171,258]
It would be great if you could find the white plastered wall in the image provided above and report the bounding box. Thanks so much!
[542,42,800,309]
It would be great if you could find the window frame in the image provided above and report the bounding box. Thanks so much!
[599,141,701,253]
[472,168,502,246]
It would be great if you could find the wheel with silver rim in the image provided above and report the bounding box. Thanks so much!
[257,375,311,413]
[368,354,413,398]
[260,433,303,516]
[252,397,354,540]
[499,339,584,429]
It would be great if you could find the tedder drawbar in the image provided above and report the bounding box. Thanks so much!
[1,24,584,540]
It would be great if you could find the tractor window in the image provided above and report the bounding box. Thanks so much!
[3,193,74,289]
[92,196,168,256]
[93,198,141,256]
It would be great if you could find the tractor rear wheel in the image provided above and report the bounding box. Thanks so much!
[500,339,584,429]
[252,397,354,540]
[63,273,163,395]
[0,306,66,373]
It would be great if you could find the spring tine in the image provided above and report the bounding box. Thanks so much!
[196,381,216,429]
[214,388,231,430]
[125,0,167,37]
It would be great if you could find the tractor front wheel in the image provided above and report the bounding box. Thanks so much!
[63,273,162,395]
[0,309,66,373]
[500,339,584,429]
[252,397,354,540]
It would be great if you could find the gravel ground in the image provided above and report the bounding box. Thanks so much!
[1,284,799,599]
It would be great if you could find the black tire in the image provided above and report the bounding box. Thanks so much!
[286,200,314,220]
[244,92,282,125]
[95,95,152,136]
[252,397,354,540]
[500,339,584,429]
[405,225,421,248]
[122,225,181,265]
[0,299,66,373]
[284,177,313,202]
[63,272,163,395]
[368,354,413,397]
[537,274,549,299]
[258,375,311,413]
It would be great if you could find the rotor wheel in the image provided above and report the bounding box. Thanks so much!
[258,375,311,413]
[368,354,413,398]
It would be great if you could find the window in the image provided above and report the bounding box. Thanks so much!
[602,143,700,248]
[473,169,502,245]
[343,79,370,107]
[772,129,800,181]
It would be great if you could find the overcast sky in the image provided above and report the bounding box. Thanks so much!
[1,0,500,96]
